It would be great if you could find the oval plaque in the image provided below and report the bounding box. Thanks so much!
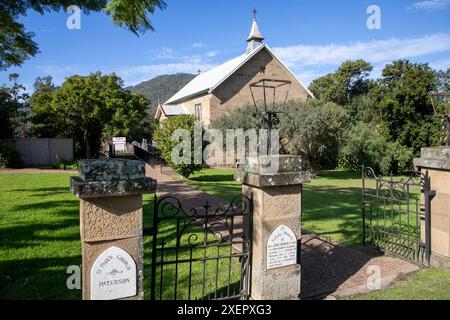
[266,225,298,270]
[90,246,137,300]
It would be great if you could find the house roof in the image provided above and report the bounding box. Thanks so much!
[155,104,189,119]
[165,44,314,105]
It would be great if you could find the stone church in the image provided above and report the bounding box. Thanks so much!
[155,15,313,126]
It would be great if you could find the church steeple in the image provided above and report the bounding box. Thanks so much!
[246,9,264,54]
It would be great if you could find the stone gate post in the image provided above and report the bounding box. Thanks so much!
[70,159,156,300]
[414,147,450,269]
[235,155,312,300]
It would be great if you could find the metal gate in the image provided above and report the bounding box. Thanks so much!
[149,194,253,300]
[361,166,435,265]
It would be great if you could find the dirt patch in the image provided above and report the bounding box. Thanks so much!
[301,235,420,299]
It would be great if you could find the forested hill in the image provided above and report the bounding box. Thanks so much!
[126,73,196,116]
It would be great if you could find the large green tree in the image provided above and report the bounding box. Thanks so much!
[309,59,374,105]
[29,76,59,137]
[371,60,441,154]
[0,0,166,70]
[40,72,147,158]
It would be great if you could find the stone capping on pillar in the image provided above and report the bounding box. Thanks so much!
[413,147,450,170]
[235,155,313,187]
[70,159,157,198]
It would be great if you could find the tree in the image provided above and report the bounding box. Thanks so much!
[153,116,203,178]
[0,0,166,70]
[49,72,147,158]
[371,60,440,155]
[0,74,29,138]
[29,76,59,137]
[279,100,350,170]
[338,122,413,174]
[309,59,374,105]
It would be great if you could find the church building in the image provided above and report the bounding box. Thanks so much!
[155,14,313,126]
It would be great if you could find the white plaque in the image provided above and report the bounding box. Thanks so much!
[266,225,298,270]
[90,246,137,300]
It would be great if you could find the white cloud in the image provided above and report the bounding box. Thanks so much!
[273,33,450,68]
[192,42,206,48]
[411,0,450,10]
[119,48,219,86]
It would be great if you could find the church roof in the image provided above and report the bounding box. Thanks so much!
[155,104,189,119]
[165,44,314,104]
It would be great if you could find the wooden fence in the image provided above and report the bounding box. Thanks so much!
[7,138,74,166]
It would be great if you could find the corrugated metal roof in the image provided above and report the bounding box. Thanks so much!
[165,43,314,104]
[161,104,189,116]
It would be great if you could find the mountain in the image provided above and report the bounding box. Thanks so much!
[126,73,196,116]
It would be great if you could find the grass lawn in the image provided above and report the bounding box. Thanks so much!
[345,268,450,300]
[0,174,81,299]
[185,169,363,245]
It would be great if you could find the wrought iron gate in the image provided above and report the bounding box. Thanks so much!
[361,167,435,265]
[149,194,253,300]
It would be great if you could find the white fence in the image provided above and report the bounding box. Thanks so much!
[10,138,74,166]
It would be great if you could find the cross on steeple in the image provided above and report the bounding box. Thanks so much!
[246,9,264,53]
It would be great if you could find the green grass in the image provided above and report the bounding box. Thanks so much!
[0,174,81,300]
[347,268,450,300]
[185,169,363,244]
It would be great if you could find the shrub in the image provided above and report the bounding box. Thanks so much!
[0,142,23,168]
[338,122,413,174]
[153,116,203,178]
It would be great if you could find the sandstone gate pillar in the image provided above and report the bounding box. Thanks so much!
[414,147,450,269]
[70,159,156,300]
[235,155,312,300]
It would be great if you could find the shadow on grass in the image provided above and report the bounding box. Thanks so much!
[0,256,81,300]
[11,200,79,213]
[189,173,235,183]
[315,170,360,180]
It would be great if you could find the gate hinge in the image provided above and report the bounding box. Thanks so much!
[429,190,437,200]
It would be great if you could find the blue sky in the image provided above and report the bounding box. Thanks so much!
[1,0,449,91]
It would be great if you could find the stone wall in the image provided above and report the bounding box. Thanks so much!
[210,48,310,121]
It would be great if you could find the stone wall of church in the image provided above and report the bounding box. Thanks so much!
[209,48,310,123]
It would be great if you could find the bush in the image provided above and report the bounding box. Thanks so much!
[153,116,203,178]
[279,100,350,170]
[53,156,78,170]
[0,142,23,168]
[338,122,413,174]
